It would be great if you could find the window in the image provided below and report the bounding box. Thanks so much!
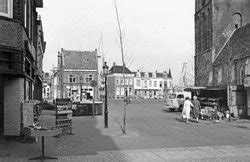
[177,94,184,99]
[209,71,213,83]
[116,88,120,96]
[136,79,140,86]
[116,78,120,85]
[129,79,133,85]
[125,79,128,85]
[144,80,147,88]
[85,74,93,83]
[121,87,124,96]
[149,81,152,87]
[69,74,77,83]
[154,81,157,87]
[240,66,245,85]
[233,13,242,29]
[120,79,124,85]
[159,81,162,88]
[0,0,12,18]
[217,68,222,83]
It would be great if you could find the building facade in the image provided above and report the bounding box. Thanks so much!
[0,0,45,135]
[134,70,172,99]
[107,63,134,99]
[42,72,51,101]
[195,0,250,117]
[52,49,99,102]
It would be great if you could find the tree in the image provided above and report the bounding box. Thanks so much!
[113,0,127,134]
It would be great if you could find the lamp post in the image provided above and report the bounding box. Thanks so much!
[103,62,109,128]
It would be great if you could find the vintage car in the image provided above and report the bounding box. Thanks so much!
[164,92,191,112]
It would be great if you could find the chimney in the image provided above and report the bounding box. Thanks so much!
[113,62,116,66]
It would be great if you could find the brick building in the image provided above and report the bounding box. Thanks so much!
[52,49,99,102]
[0,0,45,135]
[107,63,134,99]
[194,0,250,117]
[195,0,250,86]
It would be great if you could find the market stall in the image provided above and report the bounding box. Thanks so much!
[184,86,228,120]
[72,101,103,116]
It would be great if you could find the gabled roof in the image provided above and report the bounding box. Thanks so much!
[156,73,163,78]
[62,49,98,70]
[109,65,132,74]
[213,24,250,66]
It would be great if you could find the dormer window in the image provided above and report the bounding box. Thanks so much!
[0,0,13,18]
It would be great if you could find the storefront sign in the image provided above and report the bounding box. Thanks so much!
[23,100,40,128]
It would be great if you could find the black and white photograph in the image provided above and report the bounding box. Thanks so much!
[0,0,250,161]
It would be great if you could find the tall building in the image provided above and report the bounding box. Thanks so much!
[0,0,45,135]
[195,0,250,86]
[194,0,250,117]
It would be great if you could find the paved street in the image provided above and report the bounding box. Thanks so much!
[1,99,250,161]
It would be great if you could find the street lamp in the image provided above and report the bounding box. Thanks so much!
[103,62,109,128]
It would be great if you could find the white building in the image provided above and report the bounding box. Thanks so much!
[134,70,172,99]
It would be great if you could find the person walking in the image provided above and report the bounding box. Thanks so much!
[192,96,201,123]
[182,97,193,123]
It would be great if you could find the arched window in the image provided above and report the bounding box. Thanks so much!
[202,12,206,51]
[233,13,242,29]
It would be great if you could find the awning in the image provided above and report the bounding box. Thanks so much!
[184,87,206,92]
[184,86,226,92]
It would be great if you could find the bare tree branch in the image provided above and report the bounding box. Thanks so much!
[114,0,127,134]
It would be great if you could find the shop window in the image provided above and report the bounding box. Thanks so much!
[0,0,12,18]
[129,88,132,95]
[116,88,120,96]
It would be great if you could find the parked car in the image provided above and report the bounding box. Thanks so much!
[164,92,191,112]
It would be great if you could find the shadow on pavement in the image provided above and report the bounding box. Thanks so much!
[0,114,121,159]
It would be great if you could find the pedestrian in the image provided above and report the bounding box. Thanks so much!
[192,96,201,123]
[182,97,194,123]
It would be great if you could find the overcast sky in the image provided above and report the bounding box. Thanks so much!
[38,0,194,85]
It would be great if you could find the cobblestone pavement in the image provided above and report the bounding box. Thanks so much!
[0,99,250,161]
[1,144,250,161]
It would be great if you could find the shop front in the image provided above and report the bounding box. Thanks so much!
[185,86,247,119]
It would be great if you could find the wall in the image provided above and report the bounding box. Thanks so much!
[212,0,250,56]
[4,77,24,136]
